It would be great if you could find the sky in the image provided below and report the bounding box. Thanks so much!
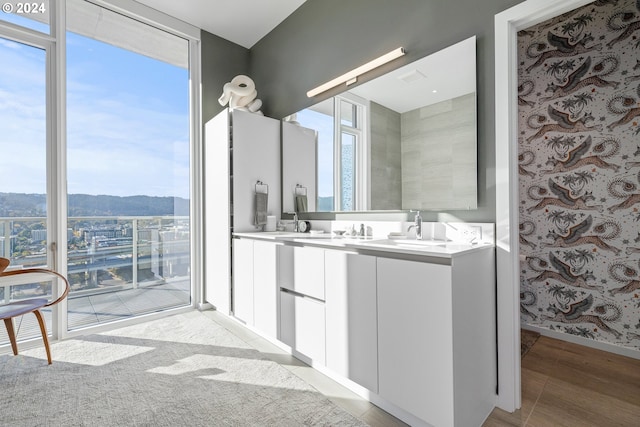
[0,13,190,199]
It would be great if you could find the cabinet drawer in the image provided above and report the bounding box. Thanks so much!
[278,245,325,300]
[279,290,326,364]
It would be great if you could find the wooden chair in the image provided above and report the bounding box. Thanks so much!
[0,257,70,364]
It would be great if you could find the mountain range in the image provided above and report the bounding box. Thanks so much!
[0,193,189,217]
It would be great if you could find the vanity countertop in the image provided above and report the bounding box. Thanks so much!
[232,231,493,259]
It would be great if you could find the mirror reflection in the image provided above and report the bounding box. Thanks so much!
[282,36,477,213]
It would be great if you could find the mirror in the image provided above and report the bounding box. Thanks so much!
[282,36,477,213]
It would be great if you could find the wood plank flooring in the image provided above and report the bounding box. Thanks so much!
[484,335,640,426]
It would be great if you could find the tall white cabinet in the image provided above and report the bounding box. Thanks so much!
[204,109,280,314]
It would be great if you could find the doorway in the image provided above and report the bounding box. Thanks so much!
[494,0,594,412]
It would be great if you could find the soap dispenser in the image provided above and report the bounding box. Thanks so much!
[408,210,422,240]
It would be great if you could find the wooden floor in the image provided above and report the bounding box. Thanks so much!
[484,335,640,426]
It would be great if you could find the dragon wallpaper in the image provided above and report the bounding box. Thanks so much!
[518,0,640,351]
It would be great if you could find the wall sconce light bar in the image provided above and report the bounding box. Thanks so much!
[307,47,405,98]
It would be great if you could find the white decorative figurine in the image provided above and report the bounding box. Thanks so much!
[218,74,263,115]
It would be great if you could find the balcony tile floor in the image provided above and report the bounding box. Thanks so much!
[0,279,190,343]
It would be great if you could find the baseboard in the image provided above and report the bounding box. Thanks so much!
[196,302,213,311]
[522,325,640,360]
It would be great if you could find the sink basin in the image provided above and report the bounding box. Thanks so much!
[294,233,333,239]
[252,231,329,237]
[249,231,300,238]
[259,231,296,236]
[356,238,448,248]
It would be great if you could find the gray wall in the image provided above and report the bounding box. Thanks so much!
[201,30,250,124]
[249,0,523,221]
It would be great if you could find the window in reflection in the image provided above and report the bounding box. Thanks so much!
[295,95,366,212]
[340,99,356,127]
[340,132,355,211]
[335,95,364,211]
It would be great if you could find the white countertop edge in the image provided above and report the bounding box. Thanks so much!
[232,231,494,258]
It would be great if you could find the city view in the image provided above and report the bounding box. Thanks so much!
[1,193,189,294]
[0,193,191,333]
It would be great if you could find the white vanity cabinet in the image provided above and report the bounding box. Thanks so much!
[231,237,279,339]
[232,237,254,325]
[253,240,279,338]
[278,245,326,364]
[377,250,496,427]
[324,250,378,392]
[231,232,496,427]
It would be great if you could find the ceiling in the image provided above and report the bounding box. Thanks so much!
[134,0,306,48]
[310,37,476,115]
[349,36,476,113]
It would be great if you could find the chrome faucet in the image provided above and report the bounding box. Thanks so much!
[407,210,422,240]
[286,212,299,232]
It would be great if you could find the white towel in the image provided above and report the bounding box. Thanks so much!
[255,192,268,226]
[295,195,308,213]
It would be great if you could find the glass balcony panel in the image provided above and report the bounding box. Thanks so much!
[65,216,191,330]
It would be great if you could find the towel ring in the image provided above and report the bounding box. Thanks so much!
[295,184,307,196]
[255,180,269,195]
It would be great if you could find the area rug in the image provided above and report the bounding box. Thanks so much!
[0,311,367,426]
[521,329,540,358]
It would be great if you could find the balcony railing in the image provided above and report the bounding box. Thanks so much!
[1,215,191,340]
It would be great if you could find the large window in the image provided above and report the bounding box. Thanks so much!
[65,0,192,329]
[0,0,199,342]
